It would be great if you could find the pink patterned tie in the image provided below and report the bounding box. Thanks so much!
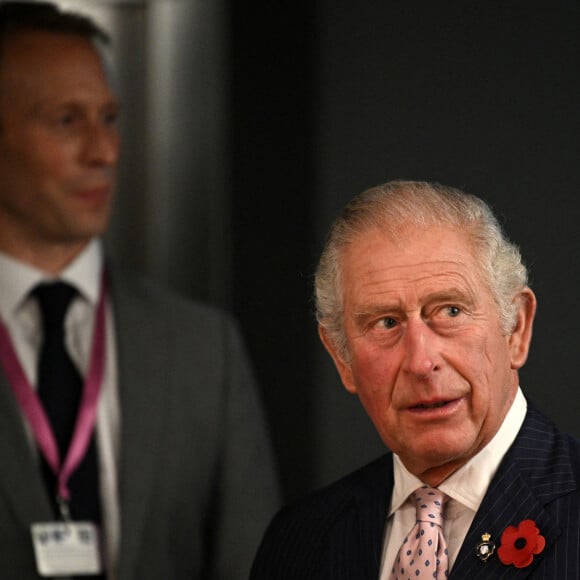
[390,485,449,579]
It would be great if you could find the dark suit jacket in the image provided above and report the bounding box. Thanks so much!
[0,267,280,579]
[251,404,580,579]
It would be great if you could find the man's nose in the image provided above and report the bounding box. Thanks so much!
[84,122,120,166]
[401,318,440,378]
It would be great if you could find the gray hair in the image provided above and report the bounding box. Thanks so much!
[314,180,529,358]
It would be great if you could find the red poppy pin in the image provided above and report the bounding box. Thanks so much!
[497,519,546,568]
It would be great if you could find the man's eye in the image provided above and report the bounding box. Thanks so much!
[103,111,119,126]
[56,114,76,127]
[381,317,398,329]
[447,306,461,317]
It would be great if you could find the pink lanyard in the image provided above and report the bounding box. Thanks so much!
[0,273,107,507]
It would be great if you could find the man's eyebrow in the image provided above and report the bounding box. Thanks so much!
[352,303,402,325]
[29,98,79,114]
[29,96,120,117]
[422,289,477,307]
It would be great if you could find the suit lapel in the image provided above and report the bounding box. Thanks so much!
[110,271,170,578]
[349,455,393,579]
[450,405,576,579]
[451,462,560,579]
[0,372,53,525]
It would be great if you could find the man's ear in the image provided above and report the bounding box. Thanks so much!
[318,324,358,394]
[509,287,537,369]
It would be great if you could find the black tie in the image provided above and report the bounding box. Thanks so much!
[34,282,103,525]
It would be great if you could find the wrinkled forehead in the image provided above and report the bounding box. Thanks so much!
[346,220,478,254]
[339,222,490,292]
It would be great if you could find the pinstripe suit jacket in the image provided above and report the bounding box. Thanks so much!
[251,404,580,579]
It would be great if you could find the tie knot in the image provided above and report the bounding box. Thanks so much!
[412,485,447,527]
[33,282,77,333]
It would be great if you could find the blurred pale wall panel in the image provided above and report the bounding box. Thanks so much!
[55,0,232,305]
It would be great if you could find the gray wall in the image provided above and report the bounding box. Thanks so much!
[59,0,232,302]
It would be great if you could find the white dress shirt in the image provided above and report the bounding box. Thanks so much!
[380,388,527,578]
[0,239,121,579]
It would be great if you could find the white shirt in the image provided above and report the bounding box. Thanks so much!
[0,239,121,579]
[379,388,527,578]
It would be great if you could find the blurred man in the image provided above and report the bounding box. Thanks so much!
[251,180,580,579]
[0,2,279,578]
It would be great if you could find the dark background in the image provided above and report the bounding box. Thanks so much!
[229,1,580,501]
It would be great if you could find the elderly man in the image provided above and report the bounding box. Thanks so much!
[251,180,580,579]
[0,2,279,579]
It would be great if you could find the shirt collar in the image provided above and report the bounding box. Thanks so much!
[59,239,103,305]
[390,387,528,515]
[0,239,104,321]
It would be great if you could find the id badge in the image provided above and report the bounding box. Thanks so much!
[31,521,103,577]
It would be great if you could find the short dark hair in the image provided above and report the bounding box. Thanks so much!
[0,1,110,46]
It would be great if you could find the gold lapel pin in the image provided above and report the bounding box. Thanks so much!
[476,533,496,563]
